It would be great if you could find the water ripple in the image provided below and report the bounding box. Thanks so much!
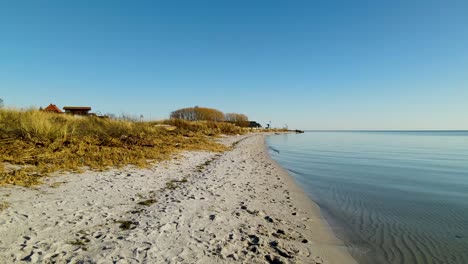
[267,131,468,264]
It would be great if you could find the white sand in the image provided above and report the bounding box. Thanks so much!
[0,134,356,263]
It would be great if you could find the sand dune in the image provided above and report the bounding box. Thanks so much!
[0,134,356,263]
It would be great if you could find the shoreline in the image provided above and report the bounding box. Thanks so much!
[262,134,357,264]
[0,133,356,263]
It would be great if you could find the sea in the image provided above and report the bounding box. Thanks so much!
[266,131,468,264]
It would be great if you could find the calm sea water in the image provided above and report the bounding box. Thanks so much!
[266,131,468,264]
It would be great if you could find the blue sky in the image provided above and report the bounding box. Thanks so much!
[1,0,467,129]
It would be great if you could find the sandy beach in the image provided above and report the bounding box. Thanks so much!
[0,134,356,263]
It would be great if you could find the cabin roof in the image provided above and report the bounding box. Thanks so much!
[63,106,91,110]
[44,104,63,113]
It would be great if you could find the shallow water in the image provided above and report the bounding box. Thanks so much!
[266,131,468,264]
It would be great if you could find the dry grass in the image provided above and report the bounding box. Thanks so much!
[157,119,246,136]
[116,220,139,230]
[259,128,290,133]
[0,108,245,187]
[0,200,9,211]
[137,199,157,206]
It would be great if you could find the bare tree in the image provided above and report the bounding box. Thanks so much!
[170,107,225,122]
[225,113,249,127]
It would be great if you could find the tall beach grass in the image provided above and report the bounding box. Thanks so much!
[0,108,246,186]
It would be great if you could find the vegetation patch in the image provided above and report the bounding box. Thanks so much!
[179,177,188,183]
[165,181,178,190]
[67,234,90,251]
[195,158,217,172]
[129,208,145,215]
[0,109,245,187]
[164,177,188,191]
[68,239,87,246]
[0,108,288,187]
[0,201,9,211]
[137,199,157,206]
[50,181,67,188]
[117,220,139,230]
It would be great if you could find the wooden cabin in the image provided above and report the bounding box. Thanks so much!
[63,106,91,115]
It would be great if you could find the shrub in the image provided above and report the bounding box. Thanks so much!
[225,113,249,127]
[170,106,224,122]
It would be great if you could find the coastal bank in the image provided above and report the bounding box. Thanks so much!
[0,134,355,263]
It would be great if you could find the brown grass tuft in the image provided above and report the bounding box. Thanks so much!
[0,200,9,211]
[137,199,157,206]
[117,220,139,230]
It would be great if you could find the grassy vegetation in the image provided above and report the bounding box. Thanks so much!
[158,118,246,136]
[68,239,88,247]
[0,108,247,187]
[117,220,139,230]
[0,200,9,211]
[137,199,157,206]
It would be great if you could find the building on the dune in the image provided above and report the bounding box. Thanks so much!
[43,104,63,113]
[63,106,92,116]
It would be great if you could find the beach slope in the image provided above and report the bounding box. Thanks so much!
[0,134,355,263]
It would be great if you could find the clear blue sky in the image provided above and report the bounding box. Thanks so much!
[1,0,467,129]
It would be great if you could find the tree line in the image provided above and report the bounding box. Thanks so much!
[170,106,250,127]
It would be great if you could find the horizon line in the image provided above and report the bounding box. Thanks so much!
[303,130,468,132]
